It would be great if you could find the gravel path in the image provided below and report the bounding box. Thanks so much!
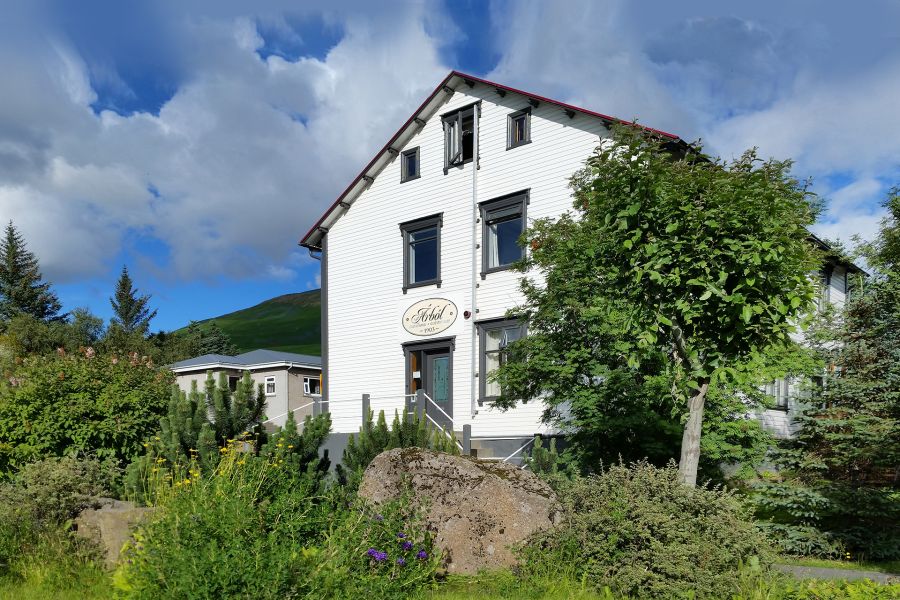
[775,564,900,584]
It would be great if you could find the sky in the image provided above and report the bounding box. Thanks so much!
[1,0,898,331]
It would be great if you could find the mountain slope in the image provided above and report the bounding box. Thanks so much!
[184,290,321,355]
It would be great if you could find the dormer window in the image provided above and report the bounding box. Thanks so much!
[443,104,477,172]
[401,147,420,183]
[507,108,531,149]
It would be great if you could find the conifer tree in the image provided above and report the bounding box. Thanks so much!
[110,266,157,334]
[0,221,62,322]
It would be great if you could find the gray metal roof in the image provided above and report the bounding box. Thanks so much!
[233,349,321,366]
[170,350,321,372]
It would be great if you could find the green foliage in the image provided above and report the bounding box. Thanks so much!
[0,456,108,587]
[0,221,62,322]
[522,461,775,599]
[754,188,900,560]
[524,436,574,478]
[109,266,157,335]
[115,445,437,599]
[494,128,821,482]
[0,349,171,474]
[339,407,458,481]
[185,320,239,355]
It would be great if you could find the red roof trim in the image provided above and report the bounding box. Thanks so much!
[299,70,684,248]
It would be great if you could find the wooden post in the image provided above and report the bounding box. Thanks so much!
[463,424,472,456]
[362,394,370,432]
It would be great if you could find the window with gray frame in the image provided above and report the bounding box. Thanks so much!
[507,108,531,149]
[764,377,790,410]
[400,214,442,292]
[401,146,420,183]
[481,191,527,277]
[478,318,525,401]
[443,104,477,172]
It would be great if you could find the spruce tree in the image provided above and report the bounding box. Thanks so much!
[0,221,62,322]
[110,266,157,334]
[196,322,238,356]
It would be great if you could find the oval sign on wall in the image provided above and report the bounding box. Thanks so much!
[403,298,458,336]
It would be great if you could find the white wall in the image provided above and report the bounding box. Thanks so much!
[326,83,611,435]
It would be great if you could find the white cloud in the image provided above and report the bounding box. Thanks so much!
[0,3,449,282]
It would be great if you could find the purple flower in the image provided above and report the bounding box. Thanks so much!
[367,548,378,558]
[397,532,406,538]
[417,550,428,560]
[376,551,388,562]
[401,541,413,551]
[396,557,406,566]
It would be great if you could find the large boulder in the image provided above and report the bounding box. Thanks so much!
[74,498,155,567]
[358,447,561,574]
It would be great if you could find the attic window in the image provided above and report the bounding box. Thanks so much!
[443,105,477,172]
[507,108,531,149]
[401,147,420,183]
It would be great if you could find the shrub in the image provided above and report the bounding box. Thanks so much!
[522,461,775,599]
[338,408,458,484]
[0,456,109,524]
[116,437,437,599]
[0,349,171,474]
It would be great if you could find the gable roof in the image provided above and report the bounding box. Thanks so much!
[170,349,321,373]
[298,70,689,250]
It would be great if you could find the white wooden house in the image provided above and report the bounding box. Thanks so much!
[299,71,859,461]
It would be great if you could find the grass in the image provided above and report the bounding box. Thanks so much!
[424,571,614,599]
[178,289,321,355]
[781,556,900,575]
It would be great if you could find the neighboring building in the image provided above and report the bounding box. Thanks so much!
[299,71,857,459]
[170,349,321,430]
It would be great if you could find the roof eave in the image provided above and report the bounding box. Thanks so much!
[299,70,688,250]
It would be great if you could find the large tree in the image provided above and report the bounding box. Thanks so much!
[754,189,900,558]
[110,266,158,334]
[495,129,820,486]
[0,221,62,322]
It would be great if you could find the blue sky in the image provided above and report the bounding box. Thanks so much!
[1,0,899,331]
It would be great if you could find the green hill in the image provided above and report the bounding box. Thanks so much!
[183,290,321,355]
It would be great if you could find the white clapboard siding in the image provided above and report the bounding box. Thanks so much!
[326,82,610,436]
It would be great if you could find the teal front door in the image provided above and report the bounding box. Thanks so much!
[425,352,452,432]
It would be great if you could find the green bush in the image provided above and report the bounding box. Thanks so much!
[115,440,438,599]
[522,461,775,599]
[339,408,458,485]
[0,457,108,584]
[0,349,171,474]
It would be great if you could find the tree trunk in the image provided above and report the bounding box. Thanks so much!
[677,380,710,487]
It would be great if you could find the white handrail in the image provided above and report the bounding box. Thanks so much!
[262,401,316,425]
[502,437,535,464]
[422,392,454,425]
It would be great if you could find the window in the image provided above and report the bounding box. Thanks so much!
[443,104,477,172]
[507,108,531,149]
[764,377,790,410]
[264,376,276,396]
[478,318,525,401]
[400,214,442,291]
[303,376,321,396]
[818,267,833,310]
[401,147,420,183]
[227,375,241,392]
[481,192,527,276]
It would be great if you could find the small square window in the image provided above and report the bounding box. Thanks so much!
[481,192,527,277]
[264,376,276,396]
[507,108,531,149]
[400,214,442,291]
[303,376,321,396]
[401,147,420,183]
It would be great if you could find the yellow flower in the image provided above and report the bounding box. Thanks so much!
[287,445,294,449]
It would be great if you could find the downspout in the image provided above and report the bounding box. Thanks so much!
[470,102,480,419]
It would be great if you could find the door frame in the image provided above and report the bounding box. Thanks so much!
[402,336,455,410]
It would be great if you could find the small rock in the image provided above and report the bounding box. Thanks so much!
[74,498,155,567]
